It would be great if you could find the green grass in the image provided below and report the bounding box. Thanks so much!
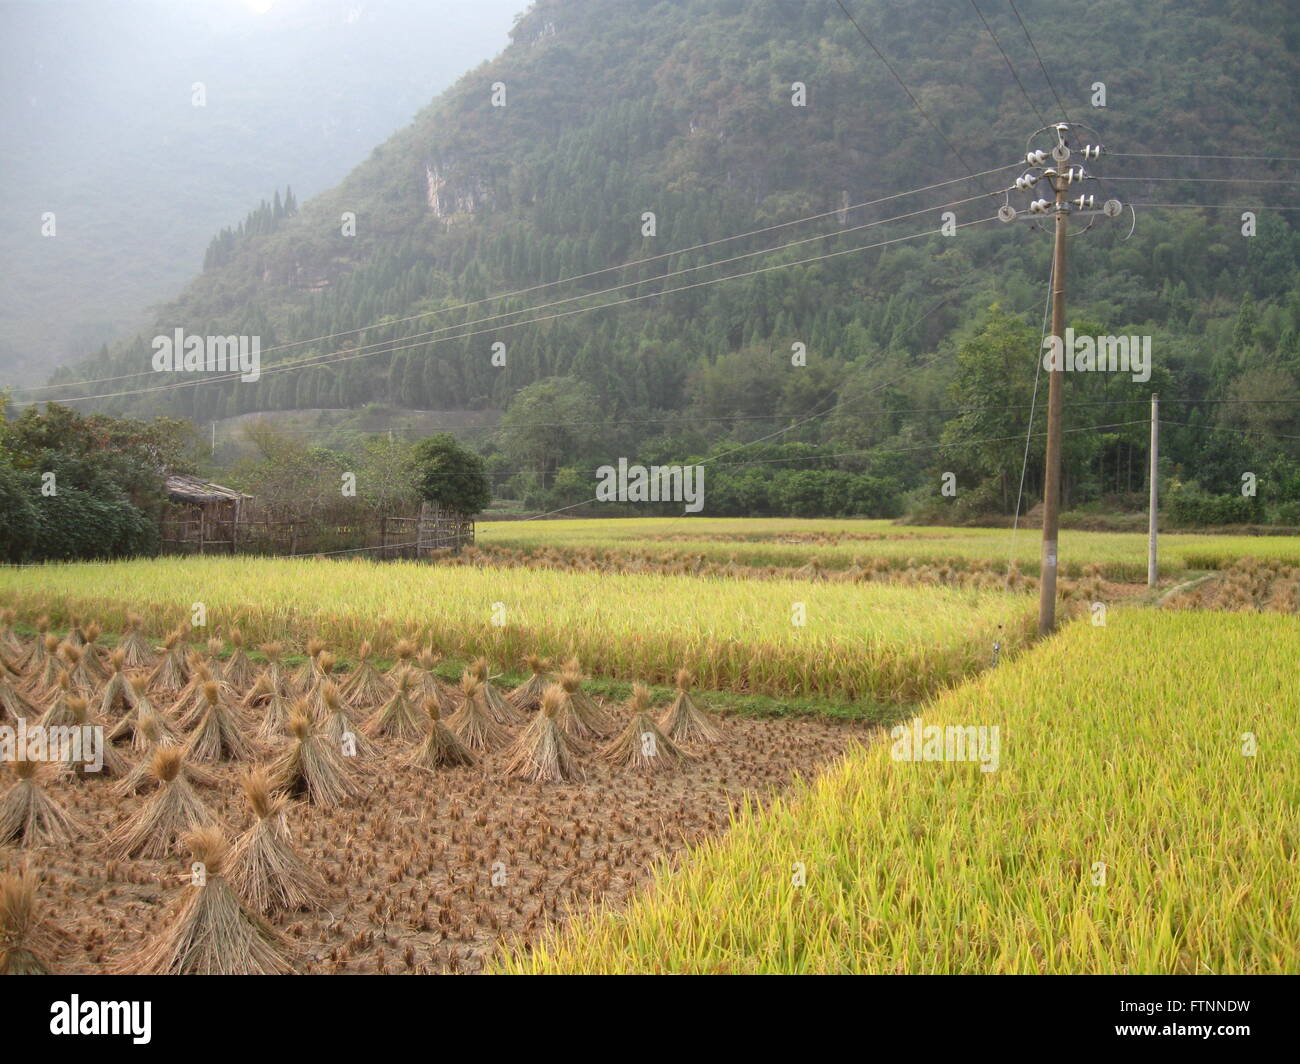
[497,610,1300,974]
[478,517,1300,580]
[0,555,1034,702]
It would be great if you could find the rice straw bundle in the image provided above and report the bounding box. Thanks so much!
[412,648,457,714]
[658,668,720,745]
[244,642,290,708]
[365,668,425,741]
[503,685,584,782]
[241,670,272,710]
[80,621,110,678]
[446,674,510,752]
[0,609,21,657]
[59,644,98,696]
[172,658,221,729]
[63,616,86,647]
[554,666,614,738]
[17,617,52,671]
[37,675,78,729]
[185,681,259,763]
[252,678,293,743]
[148,628,190,696]
[30,634,65,695]
[199,637,229,686]
[121,827,291,975]
[507,655,552,712]
[293,637,328,694]
[316,680,373,757]
[117,614,156,669]
[227,768,327,915]
[0,758,85,847]
[267,703,361,808]
[108,676,180,751]
[98,649,139,718]
[339,640,393,708]
[0,867,61,974]
[64,695,132,779]
[112,716,218,796]
[600,684,693,773]
[469,657,524,725]
[109,747,218,859]
[219,629,255,693]
[407,697,475,771]
[0,662,38,723]
[304,652,342,717]
[383,638,418,685]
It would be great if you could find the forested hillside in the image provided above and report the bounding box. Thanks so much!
[25,0,1300,520]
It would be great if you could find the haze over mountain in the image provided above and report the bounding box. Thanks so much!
[0,0,525,384]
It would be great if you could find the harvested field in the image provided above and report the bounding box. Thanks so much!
[0,615,871,974]
[0,706,866,975]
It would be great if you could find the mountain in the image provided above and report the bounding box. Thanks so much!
[0,0,525,384]
[16,0,1300,516]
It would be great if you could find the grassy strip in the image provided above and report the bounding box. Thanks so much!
[497,610,1299,974]
[0,556,1022,702]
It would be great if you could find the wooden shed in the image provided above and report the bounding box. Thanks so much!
[161,475,252,554]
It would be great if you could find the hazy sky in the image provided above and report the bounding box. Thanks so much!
[0,0,529,383]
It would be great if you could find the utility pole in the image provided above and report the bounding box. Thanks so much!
[1148,393,1159,587]
[211,421,216,458]
[1002,123,1121,635]
[1038,173,1068,635]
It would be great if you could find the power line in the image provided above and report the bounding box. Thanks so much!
[43,216,1002,405]
[1006,0,1071,124]
[18,164,1020,397]
[1008,248,1055,578]
[706,419,1150,468]
[1109,152,1300,164]
[969,0,1047,126]
[833,0,992,192]
[1161,420,1300,443]
[1105,175,1300,185]
[1127,202,1300,211]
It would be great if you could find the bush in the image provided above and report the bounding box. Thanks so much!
[34,485,159,561]
[1167,485,1261,527]
[0,462,40,562]
[1270,500,1300,527]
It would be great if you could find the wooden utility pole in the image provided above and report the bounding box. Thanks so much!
[1005,124,1120,632]
[1038,174,1068,635]
[1148,393,1159,587]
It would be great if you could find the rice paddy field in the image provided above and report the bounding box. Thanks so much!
[0,556,1036,702]
[500,610,1300,974]
[1,518,1296,977]
[477,517,1300,580]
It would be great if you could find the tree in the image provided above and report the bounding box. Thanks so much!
[412,433,490,514]
[497,377,600,488]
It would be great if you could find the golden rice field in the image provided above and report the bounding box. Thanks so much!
[499,609,1300,974]
[478,517,1300,580]
[0,557,1036,702]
